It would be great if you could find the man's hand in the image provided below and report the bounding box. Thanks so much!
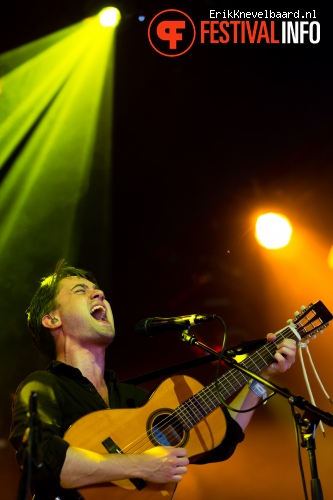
[141,446,189,483]
[261,333,297,379]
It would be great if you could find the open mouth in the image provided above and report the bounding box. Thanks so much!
[90,305,108,323]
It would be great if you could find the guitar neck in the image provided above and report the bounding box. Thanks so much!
[174,300,333,431]
[216,325,296,399]
[174,324,298,431]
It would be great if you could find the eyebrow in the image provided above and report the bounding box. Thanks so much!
[70,283,99,291]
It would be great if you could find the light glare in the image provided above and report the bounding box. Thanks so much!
[99,7,121,27]
[255,213,292,249]
[327,245,333,270]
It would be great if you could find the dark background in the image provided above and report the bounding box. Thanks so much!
[1,2,333,499]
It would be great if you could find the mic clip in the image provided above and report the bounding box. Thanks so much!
[224,337,267,357]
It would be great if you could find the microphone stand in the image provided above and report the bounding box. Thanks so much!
[17,392,43,500]
[180,330,332,500]
[296,410,323,500]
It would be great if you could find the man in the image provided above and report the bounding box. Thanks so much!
[10,260,296,499]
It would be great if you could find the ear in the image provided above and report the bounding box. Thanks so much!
[42,314,61,330]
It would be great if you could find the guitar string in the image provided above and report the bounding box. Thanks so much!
[117,325,299,455]
[117,310,326,455]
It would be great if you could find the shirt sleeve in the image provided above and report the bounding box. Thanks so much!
[9,372,70,497]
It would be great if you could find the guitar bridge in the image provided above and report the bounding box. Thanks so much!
[102,437,147,491]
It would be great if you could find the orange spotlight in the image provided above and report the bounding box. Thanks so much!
[255,212,292,249]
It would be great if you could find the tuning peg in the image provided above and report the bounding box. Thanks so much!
[294,310,300,317]
[287,318,294,324]
[300,305,306,311]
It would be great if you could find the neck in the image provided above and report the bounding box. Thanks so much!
[56,344,106,388]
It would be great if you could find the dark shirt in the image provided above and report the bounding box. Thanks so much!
[10,361,244,499]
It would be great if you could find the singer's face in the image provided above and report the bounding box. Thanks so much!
[51,276,115,345]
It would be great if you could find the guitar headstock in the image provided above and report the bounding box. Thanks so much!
[292,300,333,341]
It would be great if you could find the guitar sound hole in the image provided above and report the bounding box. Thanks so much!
[149,412,187,447]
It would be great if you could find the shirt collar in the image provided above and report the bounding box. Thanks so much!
[47,360,116,383]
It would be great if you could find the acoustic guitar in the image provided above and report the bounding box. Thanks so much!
[64,301,332,500]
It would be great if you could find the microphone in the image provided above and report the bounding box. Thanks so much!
[224,337,267,357]
[135,314,216,336]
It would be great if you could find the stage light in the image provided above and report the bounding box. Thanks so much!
[0,15,116,268]
[255,213,292,249]
[99,7,121,27]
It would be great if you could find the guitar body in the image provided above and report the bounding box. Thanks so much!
[64,375,227,500]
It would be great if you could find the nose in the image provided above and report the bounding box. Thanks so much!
[90,288,105,301]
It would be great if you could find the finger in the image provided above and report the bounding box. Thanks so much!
[172,447,187,457]
[274,352,289,364]
[277,344,296,354]
[173,466,188,477]
[273,352,295,370]
[177,457,189,466]
[266,333,277,342]
[275,345,295,358]
[276,342,296,357]
[172,474,184,482]
[276,344,297,358]
[175,465,188,473]
[280,338,297,347]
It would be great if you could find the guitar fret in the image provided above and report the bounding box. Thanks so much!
[185,398,205,420]
[182,408,198,429]
[202,386,221,409]
[245,357,261,372]
[175,403,200,430]
[173,408,193,430]
[217,373,240,398]
[196,392,216,413]
[215,378,233,397]
[225,369,244,390]
[217,370,247,398]
[176,389,221,431]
